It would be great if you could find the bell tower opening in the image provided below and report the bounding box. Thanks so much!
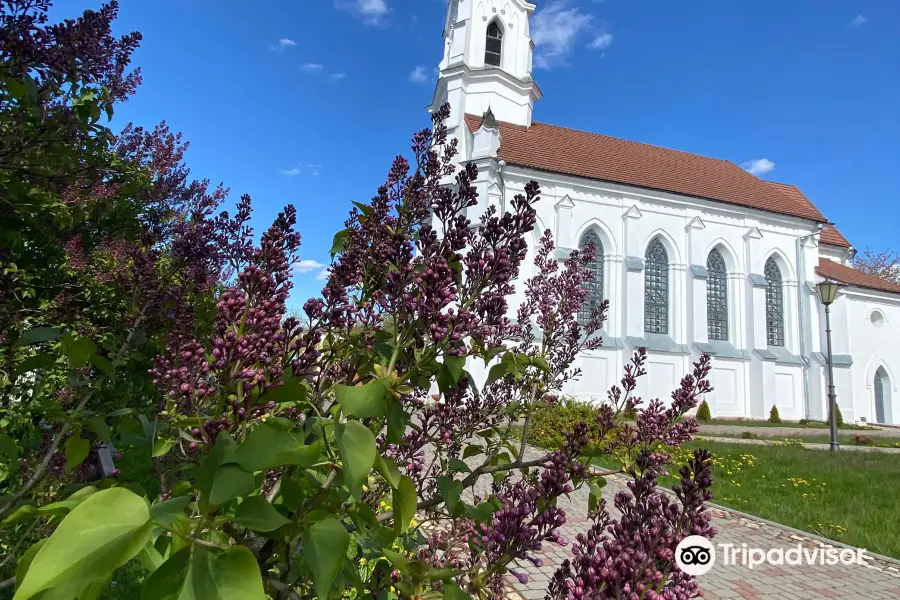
[485,19,503,67]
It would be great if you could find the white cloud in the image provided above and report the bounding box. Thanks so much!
[300,63,324,73]
[328,72,347,81]
[279,165,302,176]
[269,38,297,51]
[741,158,776,176]
[315,268,330,281]
[531,1,594,69]
[849,14,867,28]
[588,32,613,51]
[295,259,325,274]
[409,66,429,83]
[335,0,389,25]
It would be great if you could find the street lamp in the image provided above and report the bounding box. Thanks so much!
[816,280,842,452]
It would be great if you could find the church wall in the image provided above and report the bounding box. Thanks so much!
[829,290,900,424]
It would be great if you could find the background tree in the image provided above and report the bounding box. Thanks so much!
[852,248,900,285]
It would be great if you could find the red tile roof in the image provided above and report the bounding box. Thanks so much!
[466,115,828,221]
[816,259,900,295]
[761,182,851,247]
[819,225,851,248]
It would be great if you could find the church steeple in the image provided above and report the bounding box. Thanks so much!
[430,0,542,133]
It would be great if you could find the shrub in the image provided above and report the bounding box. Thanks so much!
[741,431,761,440]
[835,403,845,427]
[769,405,782,424]
[852,435,873,446]
[0,4,719,598]
[696,399,712,422]
[528,396,604,450]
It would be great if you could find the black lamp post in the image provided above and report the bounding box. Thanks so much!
[816,280,842,452]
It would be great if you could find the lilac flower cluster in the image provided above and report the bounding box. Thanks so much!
[546,450,716,600]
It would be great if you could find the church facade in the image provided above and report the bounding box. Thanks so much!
[430,0,900,424]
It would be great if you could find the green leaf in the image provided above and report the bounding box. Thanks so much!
[209,464,255,506]
[88,355,114,377]
[62,335,96,369]
[14,353,56,376]
[141,546,265,600]
[151,438,174,458]
[588,478,608,514]
[233,422,321,472]
[336,421,376,501]
[442,582,470,600]
[392,476,417,535]
[234,496,291,532]
[335,380,388,418]
[0,433,19,459]
[65,436,90,471]
[259,377,309,406]
[374,456,402,489]
[464,501,497,523]
[14,327,61,347]
[448,458,470,473]
[149,496,191,529]
[462,444,483,459]
[443,356,465,383]
[15,539,46,592]
[484,362,512,388]
[330,229,350,257]
[87,418,111,443]
[3,486,99,526]
[386,396,405,445]
[13,488,151,600]
[437,477,463,513]
[303,517,350,599]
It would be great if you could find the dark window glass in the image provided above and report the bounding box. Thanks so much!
[578,230,603,327]
[644,239,669,334]
[485,21,503,67]
[707,249,728,340]
[765,257,784,346]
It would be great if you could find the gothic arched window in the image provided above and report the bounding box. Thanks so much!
[485,20,503,67]
[644,239,669,334]
[707,249,728,340]
[765,257,784,346]
[578,230,603,327]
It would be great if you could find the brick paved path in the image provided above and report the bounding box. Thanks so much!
[462,447,900,600]
[699,424,900,440]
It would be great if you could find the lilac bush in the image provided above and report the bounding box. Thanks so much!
[1,7,717,590]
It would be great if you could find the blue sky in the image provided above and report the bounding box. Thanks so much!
[54,0,900,308]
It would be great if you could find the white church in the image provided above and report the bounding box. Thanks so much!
[431,0,900,424]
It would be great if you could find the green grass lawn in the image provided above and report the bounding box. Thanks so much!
[663,441,900,560]
[703,417,874,430]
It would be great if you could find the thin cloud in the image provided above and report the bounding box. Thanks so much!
[315,268,330,281]
[335,0,389,25]
[588,33,613,51]
[268,38,297,52]
[741,158,776,176]
[300,63,324,73]
[409,66,429,83]
[295,259,325,274]
[531,1,594,69]
[849,14,867,28]
[279,165,302,176]
[328,72,347,81]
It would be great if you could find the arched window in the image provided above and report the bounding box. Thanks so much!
[764,257,784,346]
[578,230,603,327]
[644,239,668,334]
[485,20,503,67]
[706,249,728,340]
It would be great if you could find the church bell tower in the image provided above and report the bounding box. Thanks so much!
[430,0,542,147]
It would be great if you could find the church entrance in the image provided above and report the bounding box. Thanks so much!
[874,367,891,424]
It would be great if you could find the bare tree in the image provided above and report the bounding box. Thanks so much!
[852,248,900,284]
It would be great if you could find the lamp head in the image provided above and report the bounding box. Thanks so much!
[816,280,841,306]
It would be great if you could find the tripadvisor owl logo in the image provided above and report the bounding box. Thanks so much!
[675,536,716,576]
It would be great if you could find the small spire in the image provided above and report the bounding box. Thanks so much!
[481,106,498,129]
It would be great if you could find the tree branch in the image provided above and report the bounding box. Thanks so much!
[265,577,301,600]
[0,304,149,520]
